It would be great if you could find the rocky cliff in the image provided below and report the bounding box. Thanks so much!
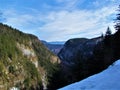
[0,23,60,90]
[58,36,116,87]
[58,37,102,67]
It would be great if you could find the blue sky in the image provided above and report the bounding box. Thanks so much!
[0,0,120,41]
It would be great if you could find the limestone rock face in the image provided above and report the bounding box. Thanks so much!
[0,23,60,90]
[58,38,102,67]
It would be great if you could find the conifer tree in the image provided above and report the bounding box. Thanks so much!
[105,27,112,36]
[113,5,120,59]
[115,5,120,31]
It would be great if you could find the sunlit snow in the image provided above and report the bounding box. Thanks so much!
[59,59,120,90]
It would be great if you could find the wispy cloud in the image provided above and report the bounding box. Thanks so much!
[57,0,80,9]
[2,9,40,33]
[1,0,119,41]
[37,5,117,41]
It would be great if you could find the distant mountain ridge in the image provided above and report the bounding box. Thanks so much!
[42,40,63,55]
[48,41,65,45]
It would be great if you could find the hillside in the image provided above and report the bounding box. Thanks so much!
[59,59,120,90]
[58,37,104,82]
[0,23,60,90]
[57,35,118,88]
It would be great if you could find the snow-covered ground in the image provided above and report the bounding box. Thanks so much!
[10,87,19,90]
[59,59,120,90]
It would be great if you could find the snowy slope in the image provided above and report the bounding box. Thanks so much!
[59,59,120,90]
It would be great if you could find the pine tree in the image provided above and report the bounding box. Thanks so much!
[115,5,120,31]
[105,27,112,36]
[113,5,120,59]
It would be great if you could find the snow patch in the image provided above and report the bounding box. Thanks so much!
[59,59,120,90]
[10,87,19,90]
[113,60,120,65]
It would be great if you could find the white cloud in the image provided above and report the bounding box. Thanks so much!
[93,1,100,7]
[2,9,40,33]
[55,0,83,10]
[1,1,118,41]
[38,6,117,41]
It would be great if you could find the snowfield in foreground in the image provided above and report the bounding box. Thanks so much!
[59,59,120,90]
